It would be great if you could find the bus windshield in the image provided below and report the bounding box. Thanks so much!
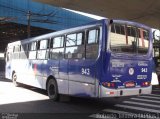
[110,23,149,55]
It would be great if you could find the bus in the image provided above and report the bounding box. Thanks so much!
[5,19,152,101]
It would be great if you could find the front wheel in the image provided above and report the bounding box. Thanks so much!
[47,79,59,101]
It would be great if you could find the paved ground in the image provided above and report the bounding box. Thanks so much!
[0,75,122,119]
[0,59,160,119]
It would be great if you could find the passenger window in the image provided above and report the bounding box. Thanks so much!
[50,36,64,60]
[21,44,28,52]
[28,42,37,59]
[77,33,83,45]
[29,51,37,59]
[50,48,64,60]
[37,40,49,59]
[86,29,100,59]
[66,34,77,46]
[20,44,28,59]
[29,42,37,51]
[88,30,99,44]
[65,32,84,59]
[40,40,48,50]
[37,50,46,59]
[51,37,64,48]
[65,46,84,59]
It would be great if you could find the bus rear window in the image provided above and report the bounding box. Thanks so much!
[110,24,149,55]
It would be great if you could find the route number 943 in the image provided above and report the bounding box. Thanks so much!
[141,68,148,73]
[81,68,90,75]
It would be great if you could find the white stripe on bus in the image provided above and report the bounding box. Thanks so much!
[123,101,160,108]
[131,98,160,104]
[115,104,160,113]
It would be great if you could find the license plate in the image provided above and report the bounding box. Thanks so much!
[125,82,135,88]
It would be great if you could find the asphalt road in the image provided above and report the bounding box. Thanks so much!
[0,59,160,119]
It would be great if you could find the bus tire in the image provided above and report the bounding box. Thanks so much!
[12,73,19,87]
[47,79,59,101]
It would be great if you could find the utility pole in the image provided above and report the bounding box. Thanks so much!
[27,11,31,38]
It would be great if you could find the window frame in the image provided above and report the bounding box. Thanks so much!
[29,42,37,51]
[64,32,85,59]
[49,36,65,60]
[109,23,150,56]
[87,28,100,45]
[85,27,100,59]
[51,36,64,49]
[37,39,50,60]
[66,32,84,47]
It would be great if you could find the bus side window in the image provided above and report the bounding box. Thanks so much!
[20,44,28,59]
[28,42,37,59]
[13,45,20,59]
[86,29,99,59]
[65,32,84,59]
[37,39,48,59]
[46,39,50,59]
[50,36,64,60]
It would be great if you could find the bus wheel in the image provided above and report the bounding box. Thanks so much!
[47,79,59,101]
[12,73,19,87]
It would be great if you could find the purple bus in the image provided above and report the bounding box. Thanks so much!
[5,19,152,101]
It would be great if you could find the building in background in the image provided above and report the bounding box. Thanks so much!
[0,0,100,52]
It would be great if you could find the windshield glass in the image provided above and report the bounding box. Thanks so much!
[110,23,149,55]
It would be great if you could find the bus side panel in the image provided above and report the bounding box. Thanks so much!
[15,60,40,87]
[57,59,69,94]
[41,59,69,95]
[68,59,97,97]
[34,60,44,88]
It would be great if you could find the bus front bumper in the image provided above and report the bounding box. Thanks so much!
[99,85,152,98]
